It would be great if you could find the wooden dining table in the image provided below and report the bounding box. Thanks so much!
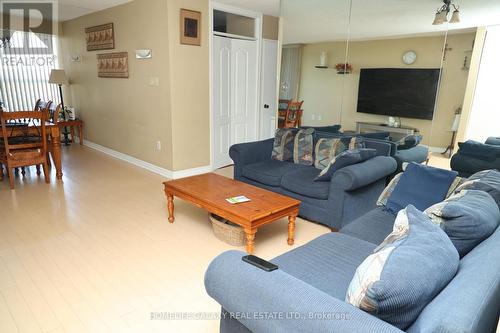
[5,122,63,179]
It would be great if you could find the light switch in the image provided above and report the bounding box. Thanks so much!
[149,77,160,86]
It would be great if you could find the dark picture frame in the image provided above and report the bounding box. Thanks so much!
[180,9,201,46]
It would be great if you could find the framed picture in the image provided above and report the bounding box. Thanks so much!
[85,23,115,51]
[180,9,201,46]
[97,52,129,78]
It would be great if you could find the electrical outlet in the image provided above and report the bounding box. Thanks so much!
[156,141,162,151]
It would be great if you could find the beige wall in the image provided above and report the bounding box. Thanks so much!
[166,0,210,171]
[61,0,210,171]
[298,32,476,148]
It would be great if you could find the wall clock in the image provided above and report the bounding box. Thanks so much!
[403,50,417,65]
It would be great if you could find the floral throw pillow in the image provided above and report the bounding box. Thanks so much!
[271,128,294,161]
[293,128,315,165]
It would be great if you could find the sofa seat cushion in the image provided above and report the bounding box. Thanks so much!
[273,232,376,300]
[242,160,307,187]
[280,167,330,199]
[340,207,396,245]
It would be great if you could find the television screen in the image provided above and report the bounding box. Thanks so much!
[356,68,440,120]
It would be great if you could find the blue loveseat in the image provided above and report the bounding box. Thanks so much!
[230,132,397,230]
[205,196,500,333]
[451,138,500,177]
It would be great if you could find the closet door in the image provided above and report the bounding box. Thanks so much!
[212,36,233,168]
[231,38,258,145]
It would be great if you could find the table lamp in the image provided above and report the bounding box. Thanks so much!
[49,69,68,109]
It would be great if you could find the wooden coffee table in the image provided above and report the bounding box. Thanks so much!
[163,173,301,254]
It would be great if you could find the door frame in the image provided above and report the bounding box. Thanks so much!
[209,1,263,169]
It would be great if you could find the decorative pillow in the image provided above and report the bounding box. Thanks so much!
[314,148,377,182]
[396,134,422,150]
[385,163,458,213]
[346,205,459,330]
[454,169,500,208]
[376,172,403,206]
[349,136,365,150]
[314,138,346,169]
[425,190,500,257]
[377,173,463,207]
[271,128,295,161]
[293,128,314,165]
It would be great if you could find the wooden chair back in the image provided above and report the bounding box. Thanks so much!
[0,110,48,156]
[284,101,304,128]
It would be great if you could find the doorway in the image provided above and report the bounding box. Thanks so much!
[210,3,263,169]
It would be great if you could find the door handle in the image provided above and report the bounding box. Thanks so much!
[264,104,269,109]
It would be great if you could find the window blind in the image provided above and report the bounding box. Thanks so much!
[0,30,60,111]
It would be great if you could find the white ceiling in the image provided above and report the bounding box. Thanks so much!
[213,0,280,16]
[56,0,132,21]
[283,0,500,44]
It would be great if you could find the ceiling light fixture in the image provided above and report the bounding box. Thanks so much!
[432,0,460,25]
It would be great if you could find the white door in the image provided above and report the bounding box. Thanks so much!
[260,39,279,139]
[212,36,232,168]
[231,38,258,146]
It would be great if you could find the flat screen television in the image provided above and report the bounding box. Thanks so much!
[356,68,440,120]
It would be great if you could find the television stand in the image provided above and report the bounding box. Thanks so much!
[356,121,419,140]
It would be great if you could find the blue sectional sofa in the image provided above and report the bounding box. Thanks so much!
[230,132,397,230]
[205,189,500,333]
[451,138,500,177]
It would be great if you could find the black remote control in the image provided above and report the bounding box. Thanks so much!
[242,255,278,272]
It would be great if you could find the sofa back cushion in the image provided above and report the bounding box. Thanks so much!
[293,128,315,166]
[315,148,377,181]
[425,190,500,257]
[385,163,457,213]
[454,169,500,208]
[271,128,295,161]
[457,140,500,161]
[346,205,459,330]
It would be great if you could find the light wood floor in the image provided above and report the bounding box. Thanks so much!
[0,146,330,333]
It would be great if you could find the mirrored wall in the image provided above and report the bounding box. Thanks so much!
[279,0,351,128]
[280,0,481,155]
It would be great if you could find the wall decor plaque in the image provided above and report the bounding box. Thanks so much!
[180,9,201,46]
[97,52,129,78]
[85,23,115,51]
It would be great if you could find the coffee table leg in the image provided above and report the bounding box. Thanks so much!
[167,193,175,223]
[288,214,296,246]
[244,228,257,254]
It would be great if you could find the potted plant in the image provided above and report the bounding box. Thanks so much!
[335,63,353,74]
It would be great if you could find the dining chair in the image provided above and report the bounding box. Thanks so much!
[0,109,50,189]
[284,100,304,128]
[277,99,291,128]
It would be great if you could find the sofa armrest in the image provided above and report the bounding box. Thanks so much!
[331,156,397,191]
[229,139,274,179]
[205,250,403,333]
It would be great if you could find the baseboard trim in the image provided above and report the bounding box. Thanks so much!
[429,146,447,153]
[83,140,212,179]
